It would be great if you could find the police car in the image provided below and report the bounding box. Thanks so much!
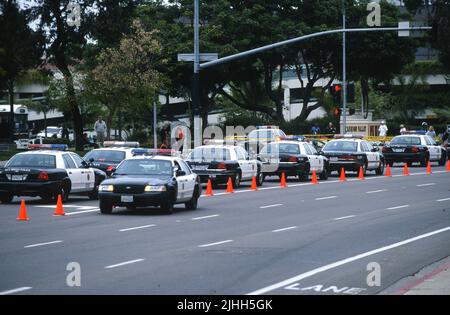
[83,141,140,176]
[382,134,447,166]
[98,155,201,214]
[321,136,385,175]
[185,145,264,188]
[0,144,106,203]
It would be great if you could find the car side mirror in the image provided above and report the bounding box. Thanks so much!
[318,151,324,155]
[81,160,88,168]
[371,147,379,152]
[89,158,94,163]
[176,170,186,177]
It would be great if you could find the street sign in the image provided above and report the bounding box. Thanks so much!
[177,53,219,62]
[398,21,410,37]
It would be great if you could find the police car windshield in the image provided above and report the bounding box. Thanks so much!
[189,147,231,161]
[84,150,126,163]
[115,159,173,176]
[323,141,358,152]
[263,143,300,154]
[6,154,56,168]
[390,136,421,145]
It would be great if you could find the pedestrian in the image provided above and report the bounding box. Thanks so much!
[325,122,337,135]
[310,124,321,135]
[426,126,436,139]
[175,126,185,152]
[378,120,388,137]
[442,128,449,148]
[400,124,407,135]
[94,116,107,147]
[62,123,69,140]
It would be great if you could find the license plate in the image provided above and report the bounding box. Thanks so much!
[11,175,26,181]
[393,148,404,153]
[330,157,338,162]
[193,165,208,170]
[121,195,133,203]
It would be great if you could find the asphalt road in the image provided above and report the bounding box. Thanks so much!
[0,164,449,295]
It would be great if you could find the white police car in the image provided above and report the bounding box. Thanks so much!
[98,155,202,214]
[0,144,106,203]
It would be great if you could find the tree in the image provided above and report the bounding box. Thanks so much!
[29,0,95,150]
[87,20,165,139]
[0,0,42,142]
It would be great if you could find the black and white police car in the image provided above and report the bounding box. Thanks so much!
[321,136,385,175]
[83,141,140,176]
[185,144,264,188]
[382,134,447,166]
[98,155,201,214]
[0,144,106,203]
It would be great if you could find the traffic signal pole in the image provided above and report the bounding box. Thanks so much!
[342,0,347,134]
[193,0,202,148]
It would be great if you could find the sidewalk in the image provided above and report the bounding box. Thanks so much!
[393,257,450,295]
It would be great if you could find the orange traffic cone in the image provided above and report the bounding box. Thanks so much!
[427,161,432,174]
[339,167,346,182]
[226,177,234,193]
[358,166,365,180]
[403,163,410,176]
[280,172,287,188]
[311,170,318,185]
[205,178,214,196]
[251,176,258,191]
[53,194,65,216]
[386,164,392,177]
[16,199,29,221]
[446,160,450,172]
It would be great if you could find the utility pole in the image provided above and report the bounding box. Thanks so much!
[153,98,157,149]
[342,0,347,134]
[193,0,202,148]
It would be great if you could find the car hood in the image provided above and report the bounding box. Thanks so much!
[102,175,172,186]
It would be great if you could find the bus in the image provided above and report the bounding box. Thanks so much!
[0,104,29,141]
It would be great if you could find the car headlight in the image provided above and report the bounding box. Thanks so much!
[99,184,114,192]
[144,185,167,192]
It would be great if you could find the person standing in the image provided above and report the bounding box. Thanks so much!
[426,126,436,139]
[378,121,388,137]
[325,122,337,135]
[94,116,107,147]
[400,124,407,135]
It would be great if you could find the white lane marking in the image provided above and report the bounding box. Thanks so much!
[272,226,297,233]
[65,208,100,216]
[24,240,63,248]
[366,189,388,194]
[192,214,220,221]
[437,198,450,202]
[260,204,283,209]
[0,287,32,295]
[333,215,356,221]
[247,226,450,295]
[198,240,233,248]
[387,205,410,210]
[119,224,156,232]
[416,183,436,187]
[315,196,337,201]
[105,259,145,269]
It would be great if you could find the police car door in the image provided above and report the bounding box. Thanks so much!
[363,141,378,169]
[424,136,440,160]
[178,160,196,199]
[174,161,188,201]
[235,147,253,179]
[307,143,323,173]
[62,153,83,192]
[70,153,95,191]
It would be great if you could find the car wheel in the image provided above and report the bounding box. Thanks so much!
[375,160,385,175]
[161,199,174,214]
[185,194,198,210]
[88,186,99,200]
[386,160,393,167]
[438,152,447,166]
[256,169,264,186]
[420,158,428,167]
[298,171,309,182]
[0,194,13,204]
[99,200,113,214]
[233,173,241,189]
[319,166,329,180]
[407,161,413,167]
[54,185,69,202]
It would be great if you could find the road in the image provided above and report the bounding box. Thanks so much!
[0,164,449,295]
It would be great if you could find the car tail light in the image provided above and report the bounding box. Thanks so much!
[217,162,226,169]
[288,156,298,163]
[410,147,419,153]
[106,165,114,172]
[342,155,356,160]
[382,147,391,153]
[38,171,49,181]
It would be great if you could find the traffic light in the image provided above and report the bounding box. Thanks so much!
[333,107,341,117]
[331,84,342,106]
